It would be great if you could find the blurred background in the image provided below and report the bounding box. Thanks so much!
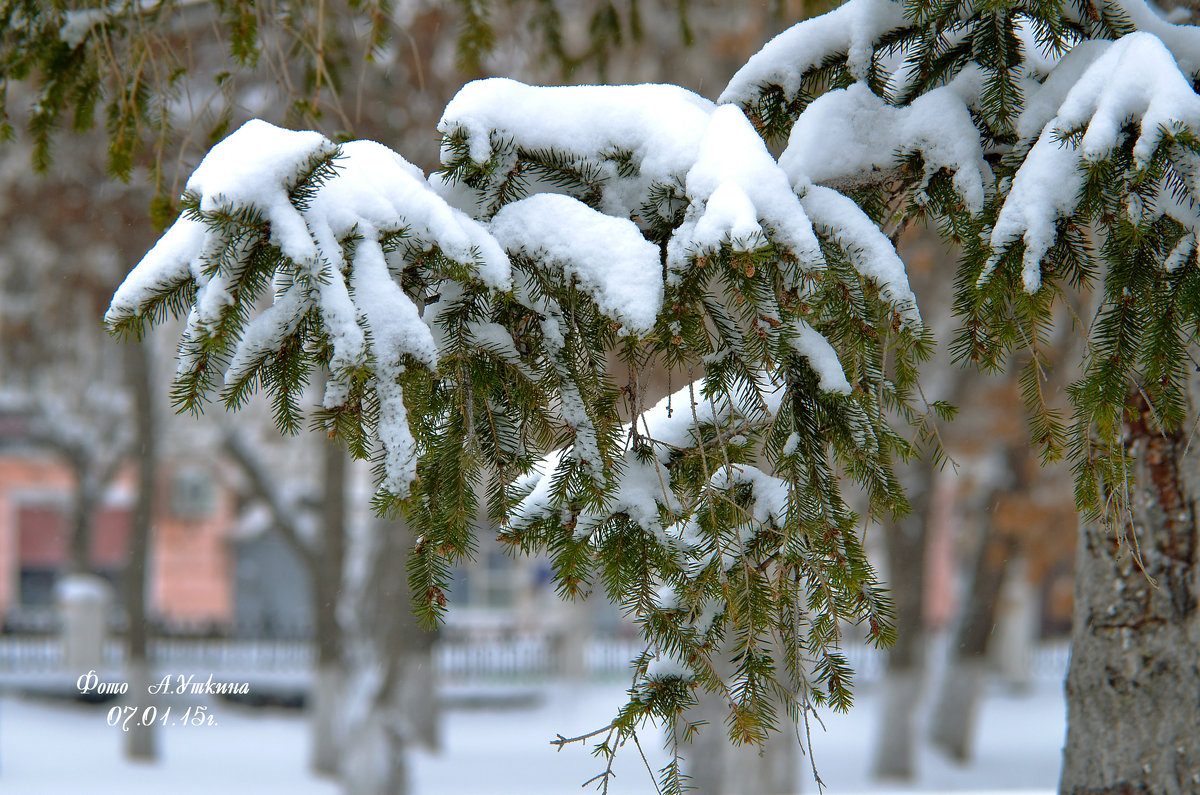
[0,1,1080,793]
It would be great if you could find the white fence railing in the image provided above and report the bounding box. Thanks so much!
[0,634,1070,684]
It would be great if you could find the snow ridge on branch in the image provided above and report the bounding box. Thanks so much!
[108,120,512,495]
[985,32,1200,292]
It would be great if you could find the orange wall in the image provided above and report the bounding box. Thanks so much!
[0,455,74,616]
[0,454,234,625]
[152,481,235,625]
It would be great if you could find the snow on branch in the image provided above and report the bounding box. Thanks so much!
[1162,187,1200,271]
[667,105,823,275]
[438,77,715,218]
[706,464,790,542]
[718,0,906,109]
[107,119,512,496]
[787,320,852,395]
[782,77,993,213]
[490,193,662,334]
[102,23,946,752]
[59,0,209,48]
[985,32,1200,292]
[799,184,921,326]
[512,376,787,539]
[1114,0,1200,78]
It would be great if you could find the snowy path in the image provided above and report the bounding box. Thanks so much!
[0,675,1064,794]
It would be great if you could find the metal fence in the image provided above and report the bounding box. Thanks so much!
[0,633,1071,685]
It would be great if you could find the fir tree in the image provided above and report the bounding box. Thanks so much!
[9,0,1200,791]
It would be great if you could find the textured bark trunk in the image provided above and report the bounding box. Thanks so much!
[123,340,157,761]
[872,459,932,780]
[929,516,1014,762]
[1059,394,1200,794]
[311,439,347,777]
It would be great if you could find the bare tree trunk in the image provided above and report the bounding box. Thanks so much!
[311,438,346,777]
[123,339,157,761]
[929,511,1014,763]
[222,431,349,776]
[343,517,439,795]
[1059,393,1200,793]
[992,554,1036,692]
[68,466,97,575]
[553,595,592,681]
[872,458,933,780]
[683,637,799,795]
[684,717,798,795]
[60,465,113,672]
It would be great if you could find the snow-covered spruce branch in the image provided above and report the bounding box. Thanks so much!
[105,0,1200,788]
[106,70,926,779]
[727,0,1200,518]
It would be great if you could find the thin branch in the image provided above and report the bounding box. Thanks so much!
[550,721,617,751]
[222,429,317,567]
[630,730,664,795]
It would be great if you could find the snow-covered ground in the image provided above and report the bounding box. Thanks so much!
[0,671,1064,794]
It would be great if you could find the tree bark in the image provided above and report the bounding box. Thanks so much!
[1059,394,1200,793]
[222,431,348,776]
[685,704,799,795]
[61,464,112,672]
[311,438,347,777]
[929,511,1015,762]
[50,432,126,675]
[123,339,157,761]
[67,463,97,575]
[343,516,439,795]
[553,595,592,681]
[871,458,933,780]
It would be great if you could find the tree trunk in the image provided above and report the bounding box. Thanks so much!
[123,339,157,761]
[61,467,110,672]
[683,638,799,795]
[871,458,933,780]
[343,517,439,795]
[992,554,1036,692]
[553,595,592,681]
[67,465,97,575]
[311,438,347,777]
[929,514,1014,763]
[685,700,799,795]
[1059,394,1200,793]
[223,431,349,776]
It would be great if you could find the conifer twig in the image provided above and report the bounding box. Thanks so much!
[550,721,617,750]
